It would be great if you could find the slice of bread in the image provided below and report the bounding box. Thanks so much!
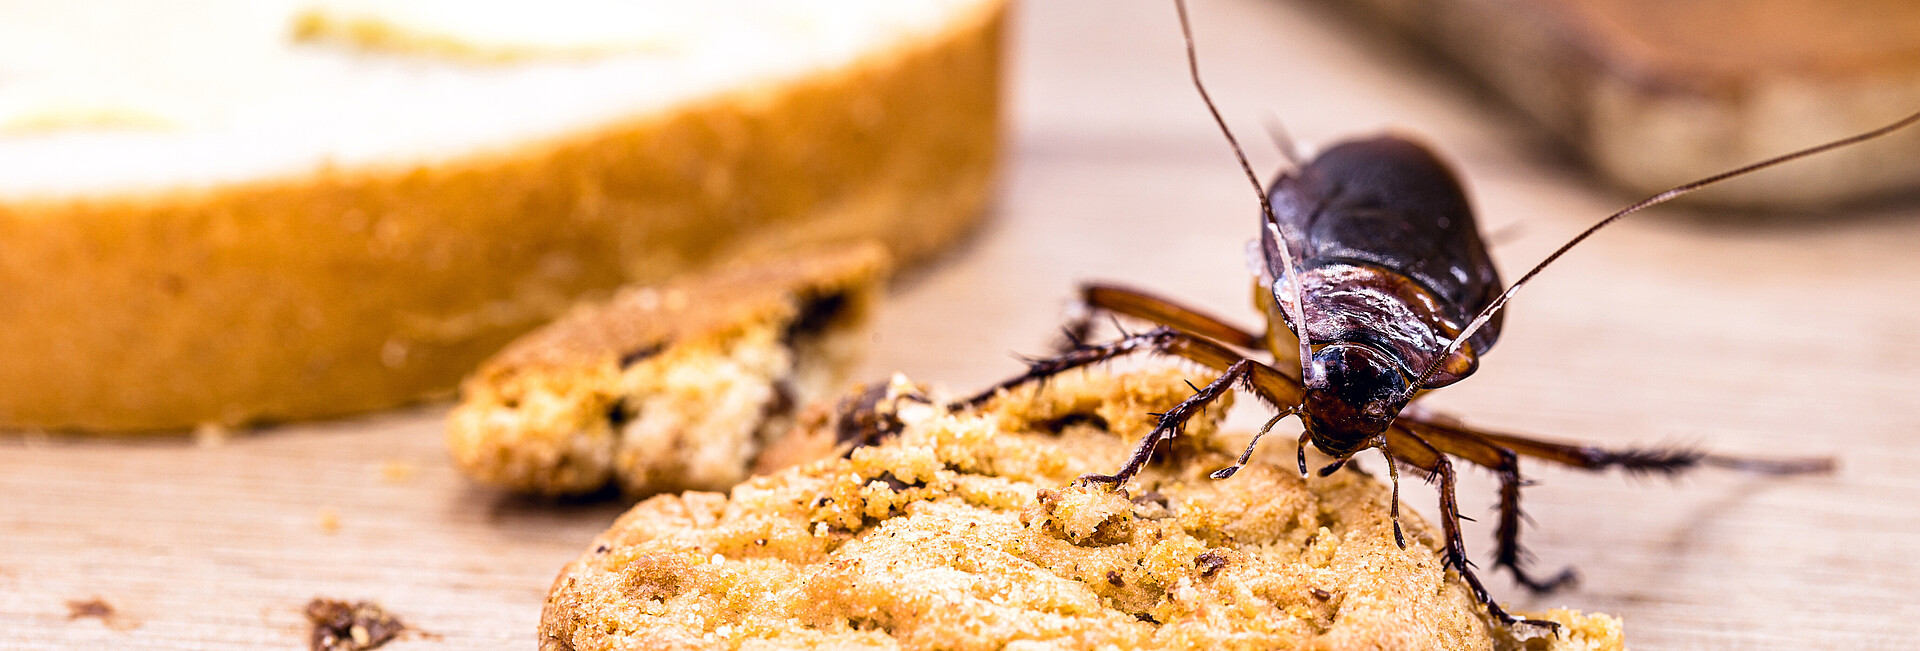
[540,368,1625,651]
[0,0,1004,431]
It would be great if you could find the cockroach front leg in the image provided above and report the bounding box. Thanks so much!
[960,326,1304,486]
[1384,426,1562,633]
[1057,282,1264,352]
[962,326,1295,409]
[1209,410,1293,480]
[964,327,1190,410]
[1080,357,1301,488]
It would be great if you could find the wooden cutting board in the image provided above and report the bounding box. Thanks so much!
[1328,0,1920,208]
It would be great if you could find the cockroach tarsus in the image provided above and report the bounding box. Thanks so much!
[960,0,1910,634]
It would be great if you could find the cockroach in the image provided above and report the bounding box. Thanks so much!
[962,0,1920,632]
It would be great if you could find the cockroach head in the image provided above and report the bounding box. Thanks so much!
[1303,342,1408,457]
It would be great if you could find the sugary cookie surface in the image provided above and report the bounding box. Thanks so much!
[541,368,1624,650]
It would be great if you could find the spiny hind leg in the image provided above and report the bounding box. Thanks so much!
[1454,418,1833,476]
[1397,418,1575,593]
[1398,409,1831,593]
[1383,425,1562,633]
[1057,282,1263,352]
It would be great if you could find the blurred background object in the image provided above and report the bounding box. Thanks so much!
[0,0,1004,431]
[1321,0,1920,208]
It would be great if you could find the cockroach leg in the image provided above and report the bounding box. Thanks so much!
[1081,356,1302,488]
[1386,426,1562,633]
[1378,439,1408,549]
[1057,283,1264,353]
[1413,414,1834,478]
[1211,410,1293,480]
[963,326,1301,410]
[1699,454,1836,475]
[963,328,1182,410]
[1400,412,1831,593]
[964,326,1305,487]
[1399,418,1576,593]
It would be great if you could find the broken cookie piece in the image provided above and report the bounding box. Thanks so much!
[538,368,1624,650]
[447,244,888,496]
[305,599,406,651]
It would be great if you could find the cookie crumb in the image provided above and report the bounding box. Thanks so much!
[65,597,113,621]
[1025,485,1136,546]
[305,599,406,651]
[1193,549,1229,577]
[65,597,138,631]
[1499,609,1625,651]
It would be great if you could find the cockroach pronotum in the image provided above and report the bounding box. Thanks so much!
[962,0,1920,632]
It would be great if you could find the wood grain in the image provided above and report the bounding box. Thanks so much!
[6,0,1920,648]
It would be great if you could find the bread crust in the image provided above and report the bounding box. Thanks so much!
[0,0,1005,431]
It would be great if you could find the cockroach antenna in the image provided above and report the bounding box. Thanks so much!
[1403,108,1920,400]
[1173,0,1313,379]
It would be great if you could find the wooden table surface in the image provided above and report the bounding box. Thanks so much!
[7,0,1920,648]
